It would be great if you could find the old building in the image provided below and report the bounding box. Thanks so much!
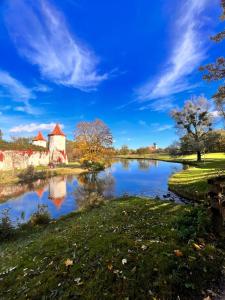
[0,124,68,170]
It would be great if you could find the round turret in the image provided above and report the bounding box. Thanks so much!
[32,131,47,148]
[48,124,66,153]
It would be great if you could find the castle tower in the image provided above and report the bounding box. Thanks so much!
[48,176,67,209]
[32,131,47,148]
[48,124,67,164]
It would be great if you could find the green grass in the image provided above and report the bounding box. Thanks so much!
[168,153,225,201]
[0,197,224,300]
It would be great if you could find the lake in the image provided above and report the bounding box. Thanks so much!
[0,159,186,225]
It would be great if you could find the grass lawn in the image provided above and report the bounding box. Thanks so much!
[0,197,224,300]
[168,153,225,201]
[118,153,225,201]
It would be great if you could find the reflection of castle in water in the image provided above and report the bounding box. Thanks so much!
[48,176,67,209]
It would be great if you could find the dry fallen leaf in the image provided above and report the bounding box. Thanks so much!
[65,259,73,267]
[174,250,183,257]
[107,263,113,271]
[141,245,147,251]
[193,243,202,251]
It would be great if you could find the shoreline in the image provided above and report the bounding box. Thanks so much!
[0,165,87,203]
[116,153,225,202]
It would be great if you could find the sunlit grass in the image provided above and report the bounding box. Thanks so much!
[168,153,225,201]
[0,197,224,300]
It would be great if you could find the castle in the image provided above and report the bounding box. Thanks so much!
[0,124,68,170]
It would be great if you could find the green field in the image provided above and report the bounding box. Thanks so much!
[168,153,225,201]
[0,197,224,300]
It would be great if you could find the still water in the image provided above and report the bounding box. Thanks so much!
[0,159,185,224]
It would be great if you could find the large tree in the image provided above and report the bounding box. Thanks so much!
[171,96,213,162]
[200,0,225,118]
[74,119,113,163]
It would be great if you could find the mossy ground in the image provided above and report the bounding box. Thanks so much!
[0,197,224,300]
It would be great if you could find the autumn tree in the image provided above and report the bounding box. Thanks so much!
[74,119,113,164]
[200,0,225,119]
[171,96,213,162]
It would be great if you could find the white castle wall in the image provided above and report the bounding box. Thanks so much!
[0,149,68,170]
[32,140,47,148]
[49,135,65,152]
[0,151,50,170]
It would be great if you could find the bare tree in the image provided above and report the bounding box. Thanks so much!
[171,96,213,162]
[200,1,225,119]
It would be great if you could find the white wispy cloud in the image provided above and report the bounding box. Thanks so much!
[9,123,64,133]
[139,120,173,132]
[5,0,107,91]
[139,98,175,112]
[156,125,173,132]
[137,0,209,101]
[0,70,34,102]
[0,70,46,115]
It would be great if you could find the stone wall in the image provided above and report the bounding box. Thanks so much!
[0,150,50,170]
[0,149,68,171]
[32,140,47,148]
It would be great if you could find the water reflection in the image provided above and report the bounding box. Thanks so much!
[48,176,67,209]
[120,159,130,170]
[75,172,115,209]
[137,159,158,170]
[0,159,186,224]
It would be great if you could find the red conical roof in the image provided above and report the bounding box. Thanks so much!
[33,131,46,141]
[49,197,65,209]
[48,124,65,136]
[35,187,45,198]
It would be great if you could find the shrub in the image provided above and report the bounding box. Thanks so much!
[18,165,46,182]
[29,205,51,226]
[174,206,211,241]
[77,192,105,210]
[0,209,14,240]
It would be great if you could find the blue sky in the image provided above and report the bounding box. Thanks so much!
[0,0,223,148]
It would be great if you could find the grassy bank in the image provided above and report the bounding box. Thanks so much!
[0,197,224,300]
[168,153,225,201]
[0,162,86,186]
[118,153,225,201]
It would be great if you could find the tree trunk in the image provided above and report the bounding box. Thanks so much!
[197,150,201,162]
